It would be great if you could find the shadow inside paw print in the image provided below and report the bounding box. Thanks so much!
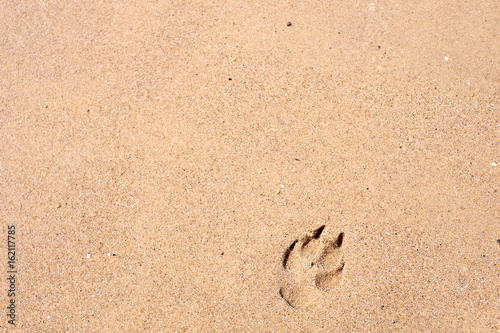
[280,225,345,309]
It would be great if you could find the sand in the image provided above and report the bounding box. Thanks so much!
[1,0,499,332]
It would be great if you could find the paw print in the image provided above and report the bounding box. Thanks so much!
[280,225,345,309]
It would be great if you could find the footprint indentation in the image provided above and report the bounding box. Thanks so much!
[280,225,345,309]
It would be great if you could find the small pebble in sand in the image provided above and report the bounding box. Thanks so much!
[287,22,292,26]
[492,162,497,166]
[87,253,90,259]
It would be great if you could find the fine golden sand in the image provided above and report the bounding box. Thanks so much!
[1,1,499,332]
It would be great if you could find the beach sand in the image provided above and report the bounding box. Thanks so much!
[1,0,499,331]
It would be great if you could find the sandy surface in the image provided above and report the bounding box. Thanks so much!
[1,0,499,332]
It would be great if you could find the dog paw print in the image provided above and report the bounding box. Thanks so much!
[279,225,345,309]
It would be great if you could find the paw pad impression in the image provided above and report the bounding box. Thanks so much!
[280,225,345,309]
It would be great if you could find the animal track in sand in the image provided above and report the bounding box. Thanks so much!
[279,225,345,309]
